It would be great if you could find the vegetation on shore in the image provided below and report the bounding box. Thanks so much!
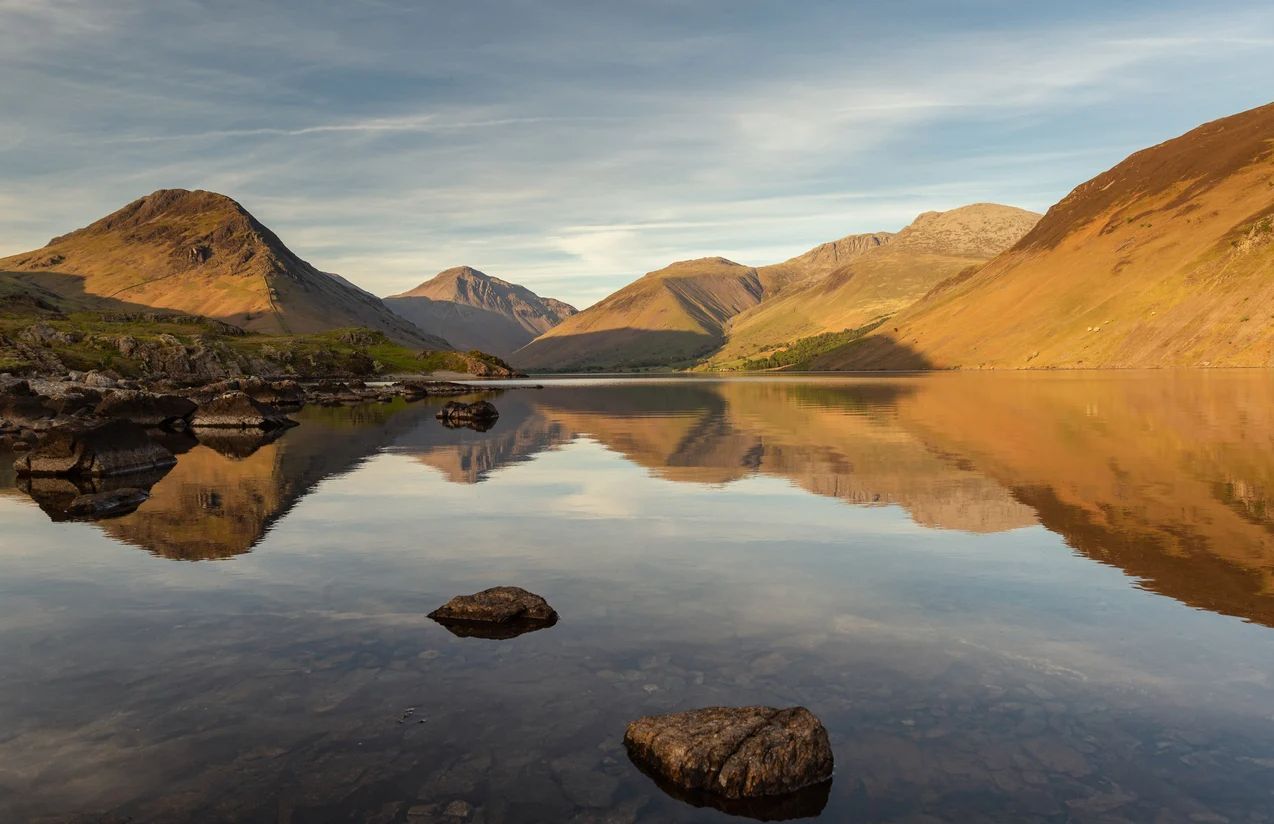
[711,317,890,371]
[0,307,515,379]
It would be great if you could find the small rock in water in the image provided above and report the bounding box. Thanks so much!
[435,400,499,431]
[624,706,833,801]
[428,586,558,639]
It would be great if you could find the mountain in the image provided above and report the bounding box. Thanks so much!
[384,266,576,360]
[705,204,1040,368]
[0,189,448,348]
[814,102,1274,370]
[514,257,764,371]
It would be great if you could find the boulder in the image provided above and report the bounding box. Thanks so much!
[95,390,197,428]
[14,419,177,478]
[191,391,296,429]
[428,586,558,638]
[624,706,833,801]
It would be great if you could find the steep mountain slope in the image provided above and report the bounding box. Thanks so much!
[706,204,1040,367]
[384,266,576,359]
[514,257,764,370]
[815,102,1274,370]
[0,189,447,347]
[755,230,895,295]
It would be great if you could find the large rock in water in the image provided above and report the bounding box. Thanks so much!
[13,419,177,478]
[428,586,558,638]
[191,391,296,429]
[624,706,833,801]
[95,390,197,428]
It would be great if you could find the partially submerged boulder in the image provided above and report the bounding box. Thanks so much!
[13,419,177,478]
[435,400,499,430]
[428,586,558,638]
[191,391,296,429]
[95,390,197,429]
[624,706,833,802]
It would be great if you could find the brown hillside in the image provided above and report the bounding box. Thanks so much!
[514,257,764,371]
[0,189,447,347]
[816,102,1274,370]
[707,204,1040,367]
[755,231,895,294]
[385,266,576,360]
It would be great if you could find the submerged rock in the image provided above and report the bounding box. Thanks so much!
[191,391,296,429]
[13,419,177,478]
[624,706,833,802]
[428,586,558,638]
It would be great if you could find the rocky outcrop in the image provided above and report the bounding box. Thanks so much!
[190,392,296,430]
[428,586,558,638]
[13,419,177,478]
[624,706,833,801]
[95,391,197,429]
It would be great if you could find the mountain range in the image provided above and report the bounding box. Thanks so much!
[2,101,1271,373]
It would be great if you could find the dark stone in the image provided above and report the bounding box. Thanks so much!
[194,427,286,459]
[435,400,499,430]
[624,706,833,801]
[428,586,558,638]
[66,487,150,520]
[191,391,296,429]
[95,390,197,428]
[13,419,177,478]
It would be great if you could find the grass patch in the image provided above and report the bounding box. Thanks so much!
[735,317,891,370]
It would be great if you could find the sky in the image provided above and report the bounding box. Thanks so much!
[1,1,1272,308]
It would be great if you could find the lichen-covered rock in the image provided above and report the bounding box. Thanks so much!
[428,586,557,626]
[191,391,296,429]
[624,706,833,800]
[14,419,177,478]
[95,390,197,428]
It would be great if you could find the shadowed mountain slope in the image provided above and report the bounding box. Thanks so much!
[514,257,764,371]
[385,266,576,360]
[815,102,1274,370]
[0,189,448,348]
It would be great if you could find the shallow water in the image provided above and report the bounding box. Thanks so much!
[2,373,1274,822]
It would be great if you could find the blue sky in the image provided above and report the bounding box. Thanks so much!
[1,1,1271,307]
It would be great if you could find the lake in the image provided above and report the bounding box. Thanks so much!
[2,373,1273,822]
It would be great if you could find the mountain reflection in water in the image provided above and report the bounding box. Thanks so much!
[1,374,1273,822]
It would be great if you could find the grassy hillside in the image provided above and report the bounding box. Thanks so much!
[815,102,1274,370]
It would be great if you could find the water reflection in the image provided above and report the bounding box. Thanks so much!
[2,374,1274,821]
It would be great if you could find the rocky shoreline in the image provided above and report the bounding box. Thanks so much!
[1,370,495,519]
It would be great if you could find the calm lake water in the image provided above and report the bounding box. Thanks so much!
[2,373,1274,823]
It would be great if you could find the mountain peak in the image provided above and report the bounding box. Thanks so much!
[385,266,577,359]
[2,189,447,347]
